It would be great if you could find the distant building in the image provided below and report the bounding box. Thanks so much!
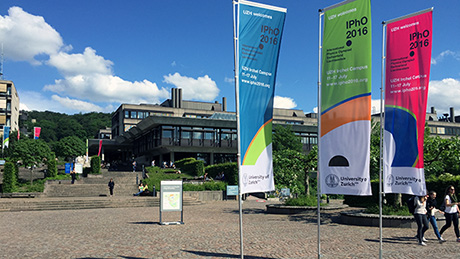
[91,88,318,166]
[372,106,460,138]
[0,80,19,135]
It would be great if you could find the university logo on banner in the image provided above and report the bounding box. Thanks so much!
[383,10,432,196]
[320,0,372,195]
[237,0,286,194]
[3,126,10,148]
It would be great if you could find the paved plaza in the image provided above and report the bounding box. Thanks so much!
[1,199,460,259]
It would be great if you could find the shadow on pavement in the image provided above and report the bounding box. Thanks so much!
[129,221,161,225]
[224,208,267,215]
[365,236,415,245]
[182,250,277,258]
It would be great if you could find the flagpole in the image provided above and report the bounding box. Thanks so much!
[233,1,244,258]
[379,21,387,259]
[317,8,324,259]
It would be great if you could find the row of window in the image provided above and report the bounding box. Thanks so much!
[430,126,460,136]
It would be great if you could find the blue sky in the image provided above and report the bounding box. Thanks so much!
[0,0,459,116]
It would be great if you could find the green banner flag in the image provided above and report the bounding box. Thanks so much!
[319,0,372,195]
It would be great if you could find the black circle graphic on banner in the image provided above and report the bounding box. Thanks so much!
[346,40,352,47]
[259,44,264,50]
[410,51,415,57]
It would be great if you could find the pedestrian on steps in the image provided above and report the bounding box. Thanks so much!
[108,178,115,197]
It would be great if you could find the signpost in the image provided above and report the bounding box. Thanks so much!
[159,180,184,225]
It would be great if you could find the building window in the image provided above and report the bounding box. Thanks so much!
[124,111,129,118]
[437,127,445,135]
[130,111,137,119]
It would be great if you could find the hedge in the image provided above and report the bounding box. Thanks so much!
[90,155,101,174]
[2,162,17,193]
[344,174,460,208]
[175,158,204,176]
[205,162,238,185]
[46,153,58,178]
[183,181,226,191]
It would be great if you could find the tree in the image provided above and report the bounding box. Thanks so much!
[273,149,307,195]
[10,139,52,168]
[272,125,310,195]
[54,136,85,161]
[272,125,303,152]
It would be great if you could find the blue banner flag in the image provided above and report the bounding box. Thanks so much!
[236,0,286,194]
[2,126,10,149]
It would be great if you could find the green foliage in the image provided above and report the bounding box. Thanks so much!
[183,181,226,191]
[345,176,460,210]
[90,155,101,174]
[53,136,85,161]
[2,162,17,193]
[17,174,71,193]
[175,158,195,169]
[143,167,193,191]
[272,125,303,152]
[10,139,52,168]
[205,162,238,185]
[175,158,204,176]
[284,195,325,207]
[365,204,412,216]
[273,149,307,195]
[21,111,111,142]
[424,134,460,178]
[46,152,58,178]
[369,121,381,180]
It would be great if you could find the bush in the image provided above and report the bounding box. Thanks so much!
[175,158,195,169]
[143,167,192,192]
[205,162,238,185]
[175,158,204,176]
[183,181,226,191]
[344,175,460,210]
[365,204,411,216]
[2,162,17,193]
[284,195,324,207]
[90,155,101,174]
[17,174,72,193]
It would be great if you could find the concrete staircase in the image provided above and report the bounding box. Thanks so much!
[44,170,140,197]
[0,197,202,212]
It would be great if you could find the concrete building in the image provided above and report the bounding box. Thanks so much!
[0,80,19,135]
[91,88,318,166]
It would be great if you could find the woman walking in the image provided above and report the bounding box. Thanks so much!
[439,185,460,242]
[426,191,446,242]
[414,195,430,246]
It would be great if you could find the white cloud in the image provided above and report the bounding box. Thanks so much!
[48,47,113,76]
[274,96,297,109]
[171,61,176,67]
[0,7,66,65]
[19,102,30,111]
[44,74,170,104]
[431,50,460,65]
[51,95,111,113]
[163,73,219,101]
[427,78,460,115]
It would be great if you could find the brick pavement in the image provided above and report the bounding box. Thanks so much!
[0,199,459,259]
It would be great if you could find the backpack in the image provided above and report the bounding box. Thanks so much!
[407,196,416,214]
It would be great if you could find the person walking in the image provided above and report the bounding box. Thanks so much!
[70,168,77,184]
[426,191,446,242]
[108,178,115,197]
[439,185,460,242]
[414,195,429,246]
